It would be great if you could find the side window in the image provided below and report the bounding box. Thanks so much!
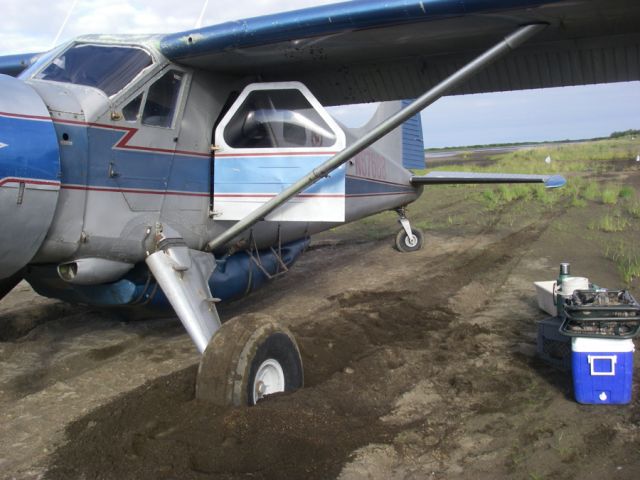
[122,93,142,121]
[142,70,183,128]
[223,89,336,149]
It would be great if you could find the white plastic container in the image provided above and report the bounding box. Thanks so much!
[534,276,590,317]
[534,281,557,316]
[558,276,589,297]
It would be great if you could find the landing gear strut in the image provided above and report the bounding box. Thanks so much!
[395,208,424,253]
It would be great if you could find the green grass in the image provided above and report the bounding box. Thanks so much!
[619,185,636,200]
[478,183,564,211]
[570,196,587,208]
[605,242,640,285]
[592,214,629,233]
[499,184,532,202]
[481,188,502,210]
[429,136,640,177]
[480,185,532,210]
[423,136,640,213]
[417,136,640,286]
[414,219,432,231]
[600,185,620,205]
[627,201,640,218]
[581,181,600,201]
[476,179,632,219]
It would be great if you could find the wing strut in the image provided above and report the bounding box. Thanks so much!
[205,23,547,252]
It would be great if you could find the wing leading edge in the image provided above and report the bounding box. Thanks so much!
[3,1,640,103]
[159,0,640,106]
[0,52,42,77]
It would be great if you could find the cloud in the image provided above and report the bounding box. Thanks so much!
[0,0,342,55]
[2,0,638,148]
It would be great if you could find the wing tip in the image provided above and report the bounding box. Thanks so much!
[544,175,566,188]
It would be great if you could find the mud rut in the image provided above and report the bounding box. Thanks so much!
[2,201,638,480]
[38,213,588,480]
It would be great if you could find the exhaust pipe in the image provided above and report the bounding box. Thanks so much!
[57,258,134,285]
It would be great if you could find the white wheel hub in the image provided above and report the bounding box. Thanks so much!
[404,233,418,247]
[253,358,285,402]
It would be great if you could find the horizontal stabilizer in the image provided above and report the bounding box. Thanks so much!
[410,172,566,188]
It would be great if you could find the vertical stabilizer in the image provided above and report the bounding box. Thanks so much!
[400,99,425,170]
[339,100,424,170]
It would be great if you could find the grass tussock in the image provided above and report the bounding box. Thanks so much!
[481,184,537,210]
[619,185,636,200]
[591,214,629,233]
[600,185,620,205]
[581,181,600,202]
[605,241,640,285]
[626,201,640,219]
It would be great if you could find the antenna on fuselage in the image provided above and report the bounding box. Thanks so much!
[194,0,210,28]
[51,0,80,49]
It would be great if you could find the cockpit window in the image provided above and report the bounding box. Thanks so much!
[35,44,153,97]
[142,70,183,128]
[122,94,143,122]
[224,89,337,149]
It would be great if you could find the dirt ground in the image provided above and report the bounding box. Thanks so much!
[1,159,640,480]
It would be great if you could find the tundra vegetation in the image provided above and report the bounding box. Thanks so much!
[355,133,640,286]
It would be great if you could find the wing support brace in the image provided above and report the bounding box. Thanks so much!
[146,235,221,353]
[205,23,547,252]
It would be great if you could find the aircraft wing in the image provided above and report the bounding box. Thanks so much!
[410,171,566,188]
[157,0,640,106]
[0,52,42,77]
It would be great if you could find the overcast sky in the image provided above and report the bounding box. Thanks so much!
[1,0,638,148]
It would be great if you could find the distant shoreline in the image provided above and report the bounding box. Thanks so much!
[425,129,639,152]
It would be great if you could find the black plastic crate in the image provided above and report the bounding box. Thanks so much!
[537,316,571,371]
[560,290,640,338]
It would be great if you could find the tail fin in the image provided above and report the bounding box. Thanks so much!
[399,99,425,170]
[338,100,425,170]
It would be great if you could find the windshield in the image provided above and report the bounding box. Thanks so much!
[35,44,153,96]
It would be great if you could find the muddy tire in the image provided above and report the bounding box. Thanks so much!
[395,227,424,252]
[196,313,303,406]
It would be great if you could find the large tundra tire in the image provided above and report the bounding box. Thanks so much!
[196,313,303,406]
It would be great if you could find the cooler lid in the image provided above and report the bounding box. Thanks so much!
[571,337,635,353]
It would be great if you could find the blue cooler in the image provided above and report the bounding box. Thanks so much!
[571,337,635,404]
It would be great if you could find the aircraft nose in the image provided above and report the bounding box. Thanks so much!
[0,74,61,279]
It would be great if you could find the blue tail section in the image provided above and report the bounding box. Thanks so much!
[401,99,424,170]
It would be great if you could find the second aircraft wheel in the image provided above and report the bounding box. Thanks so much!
[395,227,424,253]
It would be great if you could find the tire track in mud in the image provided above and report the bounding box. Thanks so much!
[41,211,563,480]
[0,302,81,342]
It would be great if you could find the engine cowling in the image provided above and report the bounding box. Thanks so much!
[0,74,60,279]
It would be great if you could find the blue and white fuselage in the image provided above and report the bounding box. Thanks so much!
[0,35,420,306]
[5,0,634,401]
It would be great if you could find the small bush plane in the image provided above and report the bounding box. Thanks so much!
[1,0,638,406]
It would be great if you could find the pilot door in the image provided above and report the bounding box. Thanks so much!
[213,82,346,222]
[109,68,187,211]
